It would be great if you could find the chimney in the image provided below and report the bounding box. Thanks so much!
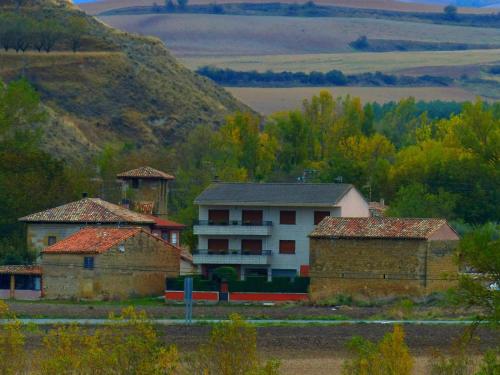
[82,192,88,199]
[380,198,385,207]
[120,198,130,210]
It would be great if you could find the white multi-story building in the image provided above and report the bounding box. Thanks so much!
[193,183,369,280]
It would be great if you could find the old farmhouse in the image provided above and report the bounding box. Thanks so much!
[309,217,459,300]
[41,227,180,300]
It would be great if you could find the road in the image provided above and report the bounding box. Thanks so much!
[0,318,486,325]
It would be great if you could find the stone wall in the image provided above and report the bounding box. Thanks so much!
[309,238,458,301]
[41,232,179,300]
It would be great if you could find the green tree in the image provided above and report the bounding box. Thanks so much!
[444,5,458,20]
[387,183,458,219]
[177,0,188,9]
[453,224,499,326]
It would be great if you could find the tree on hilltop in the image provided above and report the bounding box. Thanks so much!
[444,4,458,20]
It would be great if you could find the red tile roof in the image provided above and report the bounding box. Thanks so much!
[147,215,186,229]
[42,227,144,254]
[19,198,155,224]
[310,217,455,240]
[117,166,175,180]
[0,265,42,275]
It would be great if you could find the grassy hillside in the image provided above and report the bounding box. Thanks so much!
[0,0,249,160]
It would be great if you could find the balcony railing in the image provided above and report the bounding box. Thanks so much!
[193,249,272,256]
[192,249,272,265]
[193,220,273,236]
[194,220,272,226]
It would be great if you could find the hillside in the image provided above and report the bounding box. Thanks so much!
[0,0,250,160]
[79,0,499,15]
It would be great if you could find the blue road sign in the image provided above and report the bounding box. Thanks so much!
[184,277,193,324]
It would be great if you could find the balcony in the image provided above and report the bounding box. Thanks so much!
[193,220,272,236]
[192,249,272,265]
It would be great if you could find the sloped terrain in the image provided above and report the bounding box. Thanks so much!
[0,0,250,160]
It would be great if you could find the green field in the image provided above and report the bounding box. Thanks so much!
[181,49,500,74]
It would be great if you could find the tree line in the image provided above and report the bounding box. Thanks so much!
[0,12,88,53]
[196,66,453,87]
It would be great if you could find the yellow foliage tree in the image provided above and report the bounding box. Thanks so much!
[342,325,414,375]
[0,300,26,375]
[189,314,280,375]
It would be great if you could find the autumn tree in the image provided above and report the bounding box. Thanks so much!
[0,301,27,374]
[189,314,280,375]
[342,325,414,375]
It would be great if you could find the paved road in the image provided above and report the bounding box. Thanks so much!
[0,318,484,325]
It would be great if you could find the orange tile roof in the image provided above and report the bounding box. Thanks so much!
[310,217,455,240]
[117,166,175,180]
[147,215,186,229]
[42,227,144,254]
[0,265,42,275]
[19,198,155,224]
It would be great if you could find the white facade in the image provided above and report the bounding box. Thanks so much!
[193,186,369,279]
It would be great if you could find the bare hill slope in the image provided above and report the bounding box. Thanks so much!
[0,0,249,159]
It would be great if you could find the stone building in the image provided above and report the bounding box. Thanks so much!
[41,227,180,300]
[19,197,185,256]
[117,166,175,219]
[309,217,459,300]
[19,197,157,256]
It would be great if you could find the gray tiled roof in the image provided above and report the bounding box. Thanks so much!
[19,198,156,224]
[194,183,354,206]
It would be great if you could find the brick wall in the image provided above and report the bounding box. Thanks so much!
[309,238,458,301]
[41,232,180,300]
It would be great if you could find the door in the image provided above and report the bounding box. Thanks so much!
[242,210,263,225]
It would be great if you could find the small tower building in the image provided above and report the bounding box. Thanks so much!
[117,166,175,219]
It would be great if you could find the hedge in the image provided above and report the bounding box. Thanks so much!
[166,276,218,291]
[228,276,310,293]
[166,276,310,293]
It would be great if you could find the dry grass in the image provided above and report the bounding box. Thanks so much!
[226,86,481,114]
[181,49,500,75]
[277,355,485,375]
[100,14,500,57]
[80,0,498,15]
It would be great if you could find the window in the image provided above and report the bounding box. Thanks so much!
[241,239,262,255]
[207,239,229,254]
[47,236,57,246]
[161,232,169,241]
[280,210,296,225]
[208,209,229,225]
[131,179,139,189]
[314,211,330,225]
[171,232,178,245]
[279,240,295,254]
[242,210,263,225]
[83,257,94,270]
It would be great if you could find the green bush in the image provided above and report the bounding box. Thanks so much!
[228,277,309,293]
[166,276,218,291]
